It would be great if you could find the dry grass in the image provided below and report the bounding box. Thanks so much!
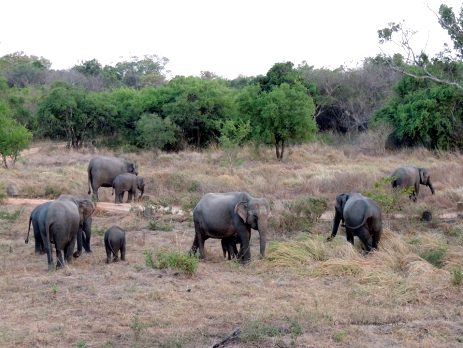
[1,140,463,347]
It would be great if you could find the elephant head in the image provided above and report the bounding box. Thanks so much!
[125,160,138,176]
[328,193,350,240]
[335,193,350,218]
[418,168,435,195]
[137,177,145,198]
[234,197,270,257]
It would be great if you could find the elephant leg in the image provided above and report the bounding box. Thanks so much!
[121,242,126,261]
[192,220,207,258]
[356,227,373,252]
[346,229,355,245]
[237,228,251,263]
[127,190,133,203]
[65,236,76,263]
[74,228,83,258]
[105,244,112,263]
[56,247,66,269]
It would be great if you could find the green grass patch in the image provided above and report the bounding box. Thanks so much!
[145,250,198,276]
[0,208,22,221]
[452,267,463,286]
[148,220,174,232]
[420,247,446,268]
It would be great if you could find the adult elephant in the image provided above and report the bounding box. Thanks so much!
[87,156,138,201]
[190,192,270,262]
[327,192,382,252]
[112,173,145,203]
[43,196,95,270]
[25,201,52,254]
[391,166,435,201]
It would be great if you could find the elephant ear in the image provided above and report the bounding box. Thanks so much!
[335,193,349,214]
[419,168,426,184]
[234,201,248,223]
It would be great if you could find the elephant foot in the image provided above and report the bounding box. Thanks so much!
[113,257,119,262]
[85,249,92,253]
[73,251,82,258]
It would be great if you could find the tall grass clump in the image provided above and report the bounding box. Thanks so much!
[272,196,327,236]
[150,250,198,276]
[364,176,413,215]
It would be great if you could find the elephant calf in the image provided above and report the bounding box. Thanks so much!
[221,235,239,260]
[25,201,52,254]
[104,226,126,263]
[391,166,435,201]
[112,173,145,204]
[328,192,382,253]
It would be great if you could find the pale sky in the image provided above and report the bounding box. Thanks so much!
[1,0,461,79]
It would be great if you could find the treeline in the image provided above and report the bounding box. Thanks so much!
[2,3,463,159]
[0,54,398,157]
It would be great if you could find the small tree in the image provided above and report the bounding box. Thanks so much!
[254,83,317,160]
[0,102,32,168]
[136,113,181,151]
[219,118,251,172]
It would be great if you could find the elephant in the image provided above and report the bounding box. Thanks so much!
[327,192,382,253]
[43,196,95,270]
[25,201,52,254]
[391,166,435,201]
[104,225,126,263]
[87,156,138,201]
[111,173,145,204]
[190,192,270,262]
[221,235,239,260]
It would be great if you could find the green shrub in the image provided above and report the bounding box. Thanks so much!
[420,247,446,268]
[452,267,463,286]
[0,182,6,204]
[144,250,154,268]
[364,176,413,215]
[273,196,327,235]
[153,250,198,276]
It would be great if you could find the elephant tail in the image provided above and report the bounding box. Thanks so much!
[25,215,32,244]
[108,238,117,257]
[345,200,369,230]
[87,168,93,195]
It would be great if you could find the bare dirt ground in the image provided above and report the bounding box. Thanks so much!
[1,141,463,347]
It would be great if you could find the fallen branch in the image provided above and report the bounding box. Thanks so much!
[212,328,241,348]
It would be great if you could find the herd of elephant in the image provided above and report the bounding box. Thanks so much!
[24,154,435,270]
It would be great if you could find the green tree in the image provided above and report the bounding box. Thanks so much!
[254,83,316,159]
[219,118,251,171]
[0,101,32,167]
[37,82,96,148]
[136,113,181,151]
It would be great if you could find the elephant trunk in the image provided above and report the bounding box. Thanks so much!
[25,215,32,244]
[428,180,435,195]
[258,221,267,257]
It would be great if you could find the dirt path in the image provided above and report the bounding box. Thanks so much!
[5,197,135,213]
[6,198,460,221]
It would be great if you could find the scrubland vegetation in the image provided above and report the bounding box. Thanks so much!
[0,139,462,347]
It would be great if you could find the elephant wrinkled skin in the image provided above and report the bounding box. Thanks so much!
[328,192,382,253]
[391,166,435,201]
[43,196,95,270]
[104,225,126,263]
[88,156,138,201]
[190,192,270,263]
[112,173,145,204]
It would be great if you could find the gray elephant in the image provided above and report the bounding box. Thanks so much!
[190,192,270,262]
[391,166,435,201]
[221,235,239,260]
[25,201,52,254]
[328,192,382,252]
[104,225,126,263]
[87,156,138,201]
[44,196,95,270]
[112,173,145,204]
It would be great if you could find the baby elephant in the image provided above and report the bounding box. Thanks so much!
[221,235,239,260]
[112,173,145,204]
[104,226,126,263]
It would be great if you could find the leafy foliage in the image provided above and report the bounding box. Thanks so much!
[375,71,463,149]
[0,101,32,167]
